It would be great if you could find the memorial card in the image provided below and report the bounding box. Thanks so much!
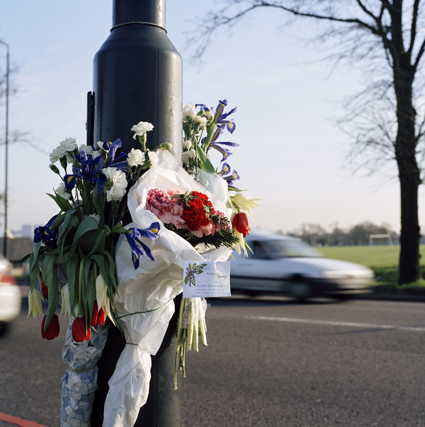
[183,261,231,298]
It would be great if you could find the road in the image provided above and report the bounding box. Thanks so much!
[0,295,424,426]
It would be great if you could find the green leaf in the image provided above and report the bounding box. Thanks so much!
[42,255,59,332]
[111,221,129,234]
[69,216,100,256]
[66,253,79,316]
[195,144,216,173]
[57,210,80,262]
[93,189,104,220]
[29,252,40,289]
[90,253,117,302]
[184,275,189,286]
[47,192,73,212]
[78,229,106,256]
[86,262,97,325]
[82,257,95,326]
[104,251,118,293]
[57,209,78,245]
[29,242,42,287]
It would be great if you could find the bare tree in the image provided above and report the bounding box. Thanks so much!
[192,0,425,284]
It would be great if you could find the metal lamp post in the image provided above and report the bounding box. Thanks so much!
[89,1,183,425]
[0,40,9,258]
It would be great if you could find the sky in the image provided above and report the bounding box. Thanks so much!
[0,0,420,236]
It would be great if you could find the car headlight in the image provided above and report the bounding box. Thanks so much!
[320,271,348,279]
[321,270,374,279]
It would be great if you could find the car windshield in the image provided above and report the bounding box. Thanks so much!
[263,239,322,258]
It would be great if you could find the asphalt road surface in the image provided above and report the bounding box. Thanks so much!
[0,295,424,426]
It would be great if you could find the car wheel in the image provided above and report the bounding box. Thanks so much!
[288,279,311,301]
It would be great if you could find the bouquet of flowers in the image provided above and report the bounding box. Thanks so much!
[25,99,259,427]
[145,188,237,248]
[181,100,259,255]
[24,125,169,425]
[26,128,165,340]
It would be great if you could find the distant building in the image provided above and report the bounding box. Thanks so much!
[9,224,34,238]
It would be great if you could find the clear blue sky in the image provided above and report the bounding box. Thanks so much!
[0,1,418,236]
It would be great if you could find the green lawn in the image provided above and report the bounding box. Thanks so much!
[317,245,425,292]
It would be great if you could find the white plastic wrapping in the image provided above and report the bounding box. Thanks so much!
[103,151,232,427]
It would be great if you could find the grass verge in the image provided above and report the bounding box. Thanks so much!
[317,245,425,295]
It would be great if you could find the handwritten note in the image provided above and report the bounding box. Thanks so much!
[183,261,231,298]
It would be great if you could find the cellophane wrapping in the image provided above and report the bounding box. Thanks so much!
[103,151,232,427]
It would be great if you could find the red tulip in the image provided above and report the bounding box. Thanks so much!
[97,308,106,326]
[72,316,91,342]
[232,212,250,237]
[91,302,99,327]
[41,279,48,298]
[41,314,60,340]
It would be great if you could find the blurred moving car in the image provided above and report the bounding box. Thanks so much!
[0,254,22,336]
[230,230,374,300]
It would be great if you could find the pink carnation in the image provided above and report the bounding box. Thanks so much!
[146,188,186,228]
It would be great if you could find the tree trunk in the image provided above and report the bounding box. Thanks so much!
[393,62,421,284]
[398,173,420,283]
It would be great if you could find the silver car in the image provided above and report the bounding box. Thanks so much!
[0,254,22,336]
[230,230,374,300]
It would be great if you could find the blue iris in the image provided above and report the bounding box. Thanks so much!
[208,127,239,162]
[214,100,237,133]
[218,162,240,190]
[64,150,106,193]
[125,222,160,269]
[100,139,129,170]
[34,215,59,247]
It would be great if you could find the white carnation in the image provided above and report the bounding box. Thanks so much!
[55,182,71,200]
[49,146,67,164]
[183,104,197,121]
[131,121,154,139]
[102,167,128,202]
[107,185,126,202]
[183,139,192,150]
[182,149,197,165]
[59,138,78,152]
[128,148,145,167]
[79,144,94,154]
[102,167,127,187]
[194,115,207,129]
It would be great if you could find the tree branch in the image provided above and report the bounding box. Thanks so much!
[413,36,425,70]
[408,0,421,56]
[355,0,378,21]
[255,1,377,33]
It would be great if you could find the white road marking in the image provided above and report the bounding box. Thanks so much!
[247,316,425,332]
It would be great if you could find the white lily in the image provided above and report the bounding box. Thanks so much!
[28,289,43,319]
[230,192,261,219]
[60,284,72,317]
[95,274,114,325]
[232,229,249,257]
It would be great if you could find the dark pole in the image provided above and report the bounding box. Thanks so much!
[91,0,182,156]
[0,41,9,258]
[90,1,183,426]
